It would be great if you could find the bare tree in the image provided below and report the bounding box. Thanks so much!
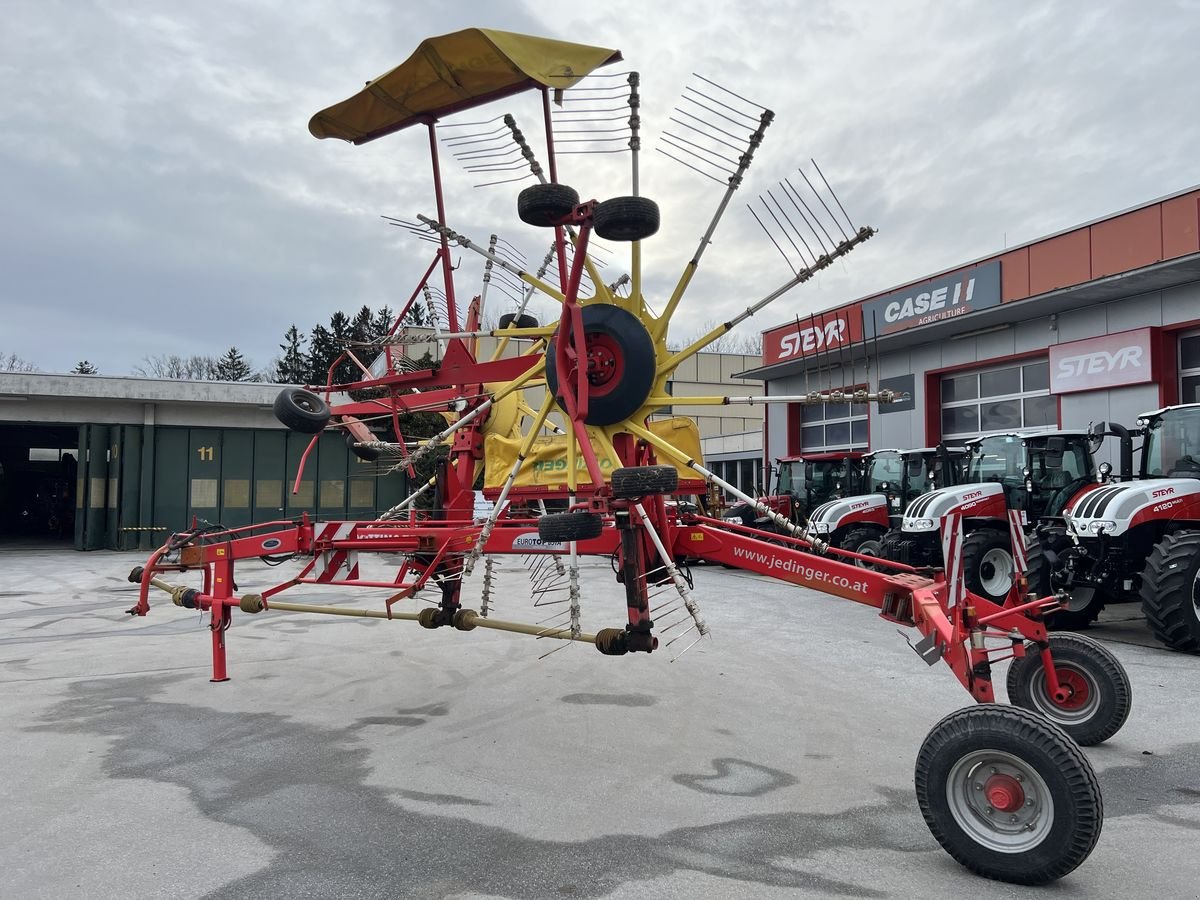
[0,352,36,372]
[133,354,221,380]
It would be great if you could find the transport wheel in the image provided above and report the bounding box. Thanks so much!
[1138,531,1200,652]
[517,183,580,226]
[498,312,539,330]
[538,511,604,543]
[962,530,1015,603]
[273,388,331,434]
[592,196,660,241]
[839,526,885,569]
[611,465,679,498]
[915,705,1102,885]
[1006,633,1131,745]
[545,304,656,426]
[345,431,381,462]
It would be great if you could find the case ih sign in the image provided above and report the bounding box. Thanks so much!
[762,312,863,366]
[1049,328,1156,394]
[862,260,1002,338]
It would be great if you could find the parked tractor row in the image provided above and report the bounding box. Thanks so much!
[738,402,1200,651]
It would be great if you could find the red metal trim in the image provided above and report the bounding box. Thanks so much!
[427,122,459,334]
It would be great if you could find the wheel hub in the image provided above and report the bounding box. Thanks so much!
[1052,668,1091,709]
[984,773,1025,812]
[585,333,623,389]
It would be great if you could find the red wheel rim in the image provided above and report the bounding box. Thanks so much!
[1052,667,1091,710]
[584,332,625,398]
[983,773,1025,812]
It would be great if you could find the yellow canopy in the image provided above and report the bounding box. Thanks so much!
[309,29,622,144]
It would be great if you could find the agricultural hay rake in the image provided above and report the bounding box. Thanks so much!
[127,28,1130,885]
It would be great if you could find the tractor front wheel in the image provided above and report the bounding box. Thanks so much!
[839,526,885,570]
[1139,530,1200,652]
[1006,633,1131,745]
[962,530,1015,603]
[915,705,1102,885]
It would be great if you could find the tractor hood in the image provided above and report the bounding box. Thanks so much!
[901,483,1007,532]
[1065,479,1200,537]
[808,494,889,534]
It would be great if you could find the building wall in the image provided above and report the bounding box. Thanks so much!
[763,279,1200,464]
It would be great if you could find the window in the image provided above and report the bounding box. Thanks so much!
[941,360,1052,439]
[798,389,869,451]
[1181,331,1200,405]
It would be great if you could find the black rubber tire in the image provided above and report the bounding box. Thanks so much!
[1139,530,1200,652]
[545,304,656,426]
[538,511,604,543]
[1046,592,1105,630]
[1006,633,1132,745]
[839,526,885,569]
[345,431,381,462]
[517,183,579,227]
[962,529,1014,603]
[611,465,679,498]
[592,196,660,241]
[498,312,539,330]
[273,388,330,434]
[915,704,1103,885]
[879,527,905,563]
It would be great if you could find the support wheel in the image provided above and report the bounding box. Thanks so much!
[915,705,1102,885]
[1006,633,1131,745]
[839,526,885,570]
[538,512,604,543]
[517,183,579,227]
[546,304,656,426]
[345,431,381,462]
[273,388,331,434]
[592,196,660,241]
[612,465,679,498]
[498,312,539,330]
[1138,531,1200,652]
[962,530,1014,603]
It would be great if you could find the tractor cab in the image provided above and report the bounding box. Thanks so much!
[898,445,967,512]
[1138,404,1200,480]
[723,451,864,531]
[965,430,1097,521]
[862,449,904,510]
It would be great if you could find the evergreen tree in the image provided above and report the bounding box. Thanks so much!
[215,347,252,381]
[401,301,427,328]
[328,310,356,386]
[351,305,373,344]
[71,360,99,374]
[371,305,395,340]
[307,324,336,385]
[274,325,308,384]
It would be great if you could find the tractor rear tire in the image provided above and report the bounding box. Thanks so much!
[611,465,679,498]
[1139,530,1200,652]
[839,526,885,570]
[273,388,331,434]
[962,529,1015,603]
[498,312,539,330]
[538,511,604,543]
[1006,632,1131,745]
[592,196,660,241]
[517,183,579,227]
[915,705,1102,885]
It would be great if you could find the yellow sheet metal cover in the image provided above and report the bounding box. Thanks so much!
[310,29,622,144]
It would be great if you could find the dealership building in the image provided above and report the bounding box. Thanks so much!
[746,186,1200,467]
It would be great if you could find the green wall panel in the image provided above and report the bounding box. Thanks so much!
[152,427,189,534]
[252,430,287,523]
[187,428,222,526]
[219,429,254,529]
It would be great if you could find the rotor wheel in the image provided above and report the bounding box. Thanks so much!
[915,704,1102,885]
[592,196,661,241]
[538,511,604,543]
[962,530,1015,603]
[545,304,656,426]
[517,183,580,227]
[345,431,381,462]
[1006,633,1131,745]
[1138,530,1200,652]
[611,465,679,499]
[273,388,331,434]
[498,312,539,330]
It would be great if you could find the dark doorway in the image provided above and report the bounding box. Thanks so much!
[0,423,79,545]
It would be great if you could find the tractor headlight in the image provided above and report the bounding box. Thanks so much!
[909,518,936,531]
[1088,520,1116,534]
[810,520,831,533]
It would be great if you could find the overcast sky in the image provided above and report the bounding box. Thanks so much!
[2,0,1198,377]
